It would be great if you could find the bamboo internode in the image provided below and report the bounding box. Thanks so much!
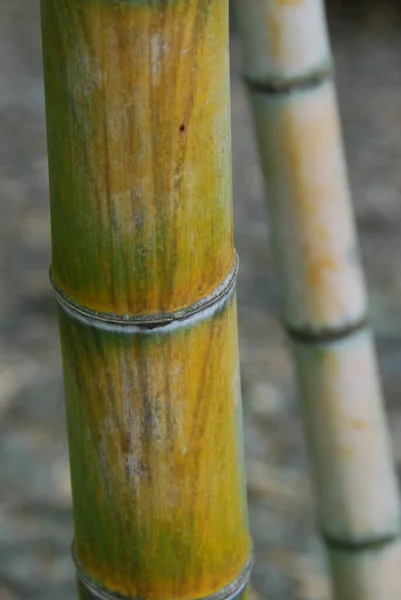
[233,0,401,597]
[234,0,331,85]
[41,1,252,599]
[41,0,234,317]
[250,80,366,332]
[294,331,399,541]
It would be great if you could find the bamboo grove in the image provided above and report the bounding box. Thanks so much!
[40,1,401,600]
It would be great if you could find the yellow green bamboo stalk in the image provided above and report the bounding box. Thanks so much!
[232,0,401,598]
[40,1,252,599]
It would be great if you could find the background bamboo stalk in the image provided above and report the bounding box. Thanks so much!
[40,1,252,599]
[232,0,401,597]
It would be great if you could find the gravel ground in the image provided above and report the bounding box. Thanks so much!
[1,3,401,599]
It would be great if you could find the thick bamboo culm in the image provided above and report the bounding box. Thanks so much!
[232,0,401,598]
[40,2,252,599]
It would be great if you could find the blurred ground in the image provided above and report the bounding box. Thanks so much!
[2,2,401,599]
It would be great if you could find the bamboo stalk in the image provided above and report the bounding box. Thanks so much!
[40,2,252,599]
[232,0,401,597]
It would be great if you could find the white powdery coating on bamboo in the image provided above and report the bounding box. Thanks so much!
[329,538,401,600]
[293,330,400,541]
[233,0,330,80]
[251,80,367,330]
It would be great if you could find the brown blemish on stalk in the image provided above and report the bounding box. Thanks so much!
[275,0,302,5]
[349,418,368,431]
[306,254,337,292]
[284,104,340,296]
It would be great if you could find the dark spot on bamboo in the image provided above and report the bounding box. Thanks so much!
[179,123,185,132]
[120,430,131,454]
[140,320,171,330]
[124,456,146,480]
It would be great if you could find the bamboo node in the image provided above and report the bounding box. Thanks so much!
[286,316,368,346]
[50,253,239,329]
[245,61,333,96]
[322,531,400,554]
[72,542,254,600]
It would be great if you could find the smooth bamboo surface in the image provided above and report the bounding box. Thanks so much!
[250,81,366,332]
[233,0,330,82]
[41,1,252,599]
[294,330,399,541]
[232,0,401,597]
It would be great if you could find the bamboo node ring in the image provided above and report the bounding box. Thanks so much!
[286,316,368,345]
[50,252,239,329]
[72,542,254,600]
[245,61,333,96]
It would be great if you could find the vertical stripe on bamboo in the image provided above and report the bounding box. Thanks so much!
[40,1,252,599]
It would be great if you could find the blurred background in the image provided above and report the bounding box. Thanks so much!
[2,1,401,599]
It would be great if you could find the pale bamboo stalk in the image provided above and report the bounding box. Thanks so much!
[232,0,401,598]
[40,1,252,599]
